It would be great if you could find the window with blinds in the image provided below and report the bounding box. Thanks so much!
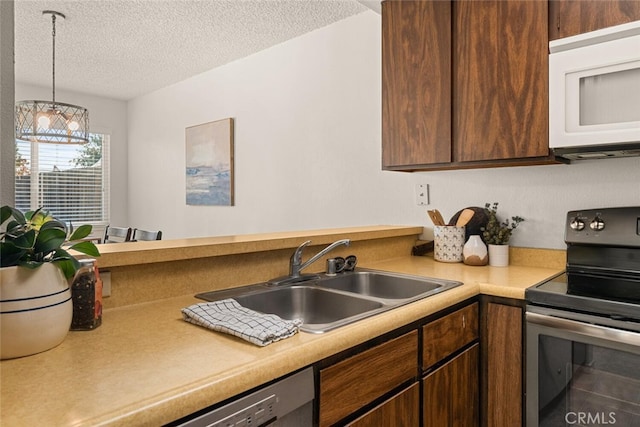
[15,134,110,225]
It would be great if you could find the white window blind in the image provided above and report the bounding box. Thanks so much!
[15,134,110,226]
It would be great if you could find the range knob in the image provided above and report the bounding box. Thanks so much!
[570,218,585,231]
[590,216,605,231]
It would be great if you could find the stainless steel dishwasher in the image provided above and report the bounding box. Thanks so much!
[170,367,314,427]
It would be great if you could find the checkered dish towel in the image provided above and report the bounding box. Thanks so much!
[182,299,302,347]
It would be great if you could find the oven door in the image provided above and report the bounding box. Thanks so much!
[526,308,640,426]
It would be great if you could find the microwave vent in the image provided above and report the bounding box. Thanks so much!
[552,144,640,162]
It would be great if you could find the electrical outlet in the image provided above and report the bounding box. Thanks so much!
[415,184,429,206]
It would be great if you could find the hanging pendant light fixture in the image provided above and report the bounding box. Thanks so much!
[15,10,89,144]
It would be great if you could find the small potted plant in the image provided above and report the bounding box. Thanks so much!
[0,205,100,359]
[481,202,524,267]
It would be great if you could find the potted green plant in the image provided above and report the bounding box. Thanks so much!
[0,205,100,359]
[481,202,525,267]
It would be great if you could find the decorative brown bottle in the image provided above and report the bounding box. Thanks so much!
[70,259,102,330]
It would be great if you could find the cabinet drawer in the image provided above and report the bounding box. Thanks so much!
[422,302,478,369]
[319,330,418,427]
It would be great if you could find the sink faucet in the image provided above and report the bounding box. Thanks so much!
[290,239,350,277]
[268,239,350,285]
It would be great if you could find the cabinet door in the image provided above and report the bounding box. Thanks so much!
[482,300,523,427]
[347,383,419,427]
[423,344,479,427]
[422,356,450,426]
[453,0,549,162]
[319,331,418,427]
[382,0,451,168]
[549,0,640,40]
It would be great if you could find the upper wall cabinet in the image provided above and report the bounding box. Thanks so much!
[453,0,550,163]
[382,1,452,166]
[382,0,557,171]
[549,0,640,40]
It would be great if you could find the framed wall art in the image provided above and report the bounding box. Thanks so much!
[185,118,234,206]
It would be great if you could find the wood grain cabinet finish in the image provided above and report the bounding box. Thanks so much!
[422,302,478,369]
[549,0,640,40]
[382,0,554,171]
[481,299,524,427]
[453,0,549,163]
[423,344,480,427]
[347,383,420,427]
[382,0,452,168]
[319,330,418,427]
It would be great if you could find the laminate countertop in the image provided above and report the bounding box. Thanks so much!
[0,256,562,426]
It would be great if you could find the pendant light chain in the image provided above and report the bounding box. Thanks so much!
[44,10,66,109]
[51,13,56,107]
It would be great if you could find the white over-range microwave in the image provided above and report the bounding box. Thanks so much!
[549,20,640,161]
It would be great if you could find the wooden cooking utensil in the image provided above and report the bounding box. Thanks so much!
[427,210,442,226]
[455,208,475,227]
[428,210,446,226]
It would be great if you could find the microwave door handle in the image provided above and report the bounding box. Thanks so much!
[526,312,640,348]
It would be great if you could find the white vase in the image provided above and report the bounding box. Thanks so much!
[0,264,72,359]
[488,244,510,267]
[463,235,488,266]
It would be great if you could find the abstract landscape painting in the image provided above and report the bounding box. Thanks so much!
[185,118,234,206]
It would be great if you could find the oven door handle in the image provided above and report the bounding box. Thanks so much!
[526,312,640,347]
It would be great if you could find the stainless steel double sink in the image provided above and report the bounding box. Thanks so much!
[196,270,462,333]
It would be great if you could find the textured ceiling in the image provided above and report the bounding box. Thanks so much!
[14,0,374,100]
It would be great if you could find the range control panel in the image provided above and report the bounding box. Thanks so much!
[565,206,640,247]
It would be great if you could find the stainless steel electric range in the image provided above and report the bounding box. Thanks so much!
[525,206,640,427]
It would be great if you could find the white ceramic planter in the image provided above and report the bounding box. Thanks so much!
[0,264,72,359]
[488,244,510,267]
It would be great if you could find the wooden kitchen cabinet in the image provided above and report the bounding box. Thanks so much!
[421,302,480,427]
[381,0,452,167]
[422,302,478,368]
[453,0,549,163]
[423,344,479,427]
[549,0,640,40]
[382,0,556,171]
[347,383,420,427]
[318,330,418,427]
[480,296,525,427]
[318,301,480,426]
